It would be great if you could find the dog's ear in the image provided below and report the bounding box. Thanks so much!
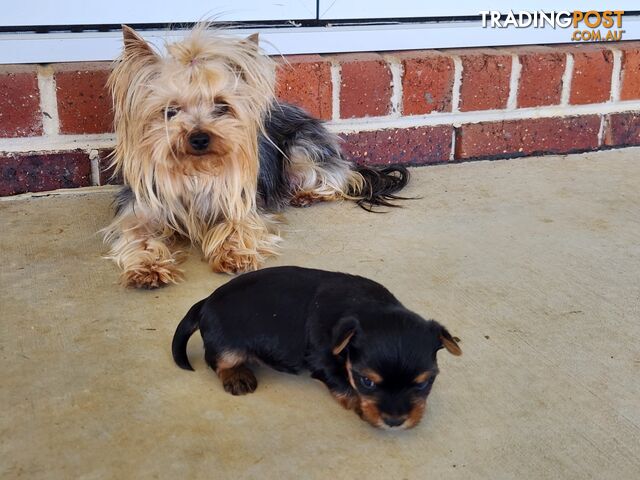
[241,33,260,55]
[332,316,361,355]
[122,25,157,59]
[245,33,260,45]
[439,326,462,356]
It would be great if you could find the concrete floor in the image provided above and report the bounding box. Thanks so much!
[1,149,640,479]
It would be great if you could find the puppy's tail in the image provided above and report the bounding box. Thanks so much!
[348,165,410,211]
[172,300,205,371]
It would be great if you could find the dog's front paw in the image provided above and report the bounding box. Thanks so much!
[121,261,183,289]
[220,366,258,395]
[210,250,261,274]
[203,219,280,274]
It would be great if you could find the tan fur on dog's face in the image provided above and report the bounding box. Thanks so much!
[106,25,278,241]
[110,26,274,178]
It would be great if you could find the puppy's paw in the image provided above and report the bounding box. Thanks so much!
[220,366,258,395]
[122,261,183,289]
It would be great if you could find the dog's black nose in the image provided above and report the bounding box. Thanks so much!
[383,416,406,428]
[189,132,210,151]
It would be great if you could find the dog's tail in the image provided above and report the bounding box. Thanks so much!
[348,165,410,211]
[172,300,205,371]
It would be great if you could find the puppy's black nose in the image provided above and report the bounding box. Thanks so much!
[383,416,406,428]
[189,132,210,151]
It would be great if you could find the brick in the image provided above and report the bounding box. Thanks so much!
[97,149,122,185]
[55,64,113,134]
[569,46,613,105]
[458,51,512,111]
[395,51,454,115]
[340,125,452,166]
[336,53,392,118]
[604,112,640,147]
[455,115,600,160]
[619,43,640,101]
[517,48,566,108]
[0,151,91,196]
[0,67,42,138]
[276,55,332,120]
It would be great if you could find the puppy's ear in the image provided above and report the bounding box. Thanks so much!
[332,316,361,355]
[439,326,462,356]
[122,25,157,59]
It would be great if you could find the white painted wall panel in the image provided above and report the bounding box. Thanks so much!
[319,1,639,20]
[2,0,317,26]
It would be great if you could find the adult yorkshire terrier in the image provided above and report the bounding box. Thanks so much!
[104,25,409,289]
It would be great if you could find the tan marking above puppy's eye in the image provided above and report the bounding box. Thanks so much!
[361,369,383,384]
[414,371,431,384]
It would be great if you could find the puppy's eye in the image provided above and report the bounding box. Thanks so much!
[415,377,435,391]
[359,375,375,390]
[164,106,179,119]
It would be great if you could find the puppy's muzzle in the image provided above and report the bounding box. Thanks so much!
[189,131,210,152]
[382,415,408,428]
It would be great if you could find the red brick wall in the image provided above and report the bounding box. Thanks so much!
[1,42,640,196]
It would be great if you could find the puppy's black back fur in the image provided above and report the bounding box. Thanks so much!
[173,267,389,371]
[172,266,428,374]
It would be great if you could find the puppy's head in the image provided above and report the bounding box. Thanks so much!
[332,312,461,430]
[109,25,275,176]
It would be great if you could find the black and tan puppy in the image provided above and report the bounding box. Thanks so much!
[172,266,461,429]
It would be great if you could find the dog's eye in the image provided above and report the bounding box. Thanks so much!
[212,102,230,116]
[415,377,435,391]
[359,375,375,390]
[164,106,179,119]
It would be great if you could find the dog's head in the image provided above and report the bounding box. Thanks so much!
[332,312,461,430]
[109,25,275,176]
